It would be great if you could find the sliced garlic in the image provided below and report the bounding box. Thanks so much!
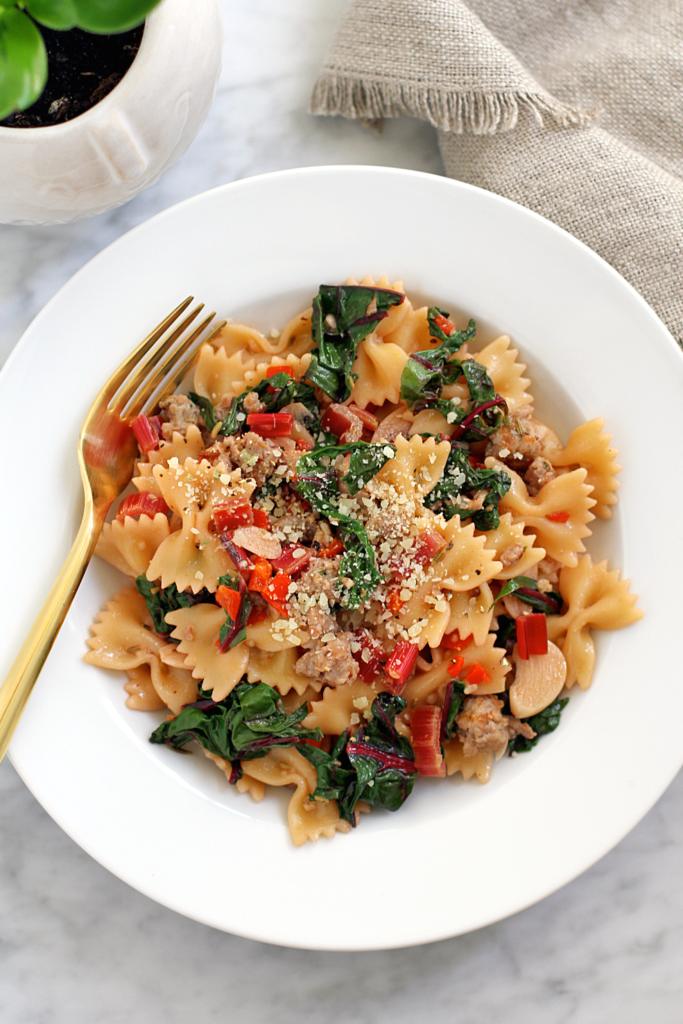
[509,641,567,719]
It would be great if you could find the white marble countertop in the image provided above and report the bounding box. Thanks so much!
[1,1,682,1020]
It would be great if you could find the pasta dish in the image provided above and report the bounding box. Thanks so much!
[85,277,642,845]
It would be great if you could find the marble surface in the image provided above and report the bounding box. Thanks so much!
[1,1,682,1019]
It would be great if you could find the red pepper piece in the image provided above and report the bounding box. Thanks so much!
[116,492,169,522]
[266,365,294,379]
[441,631,472,653]
[516,613,547,659]
[215,585,242,619]
[413,529,447,567]
[246,413,294,438]
[386,589,404,615]
[411,705,446,777]
[348,404,379,430]
[447,656,465,678]
[433,312,455,337]
[271,543,312,575]
[252,508,270,530]
[262,572,292,617]
[468,454,486,470]
[319,538,344,558]
[131,412,160,453]
[247,558,273,594]
[384,640,419,693]
[465,662,490,687]
[320,403,363,443]
[246,605,269,626]
[545,510,571,523]
[210,500,253,533]
[351,628,385,683]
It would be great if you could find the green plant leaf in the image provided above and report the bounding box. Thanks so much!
[25,0,79,31]
[71,0,162,34]
[0,7,47,120]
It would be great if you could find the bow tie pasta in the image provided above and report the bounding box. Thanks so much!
[86,279,642,845]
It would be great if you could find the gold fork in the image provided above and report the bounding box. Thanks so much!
[0,298,225,762]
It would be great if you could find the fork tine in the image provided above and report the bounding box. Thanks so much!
[124,312,218,420]
[110,303,205,415]
[141,319,228,415]
[99,297,194,407]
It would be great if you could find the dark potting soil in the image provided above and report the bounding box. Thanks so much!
[0,22,144,129]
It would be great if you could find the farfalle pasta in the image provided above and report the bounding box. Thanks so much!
[86,279,642,845]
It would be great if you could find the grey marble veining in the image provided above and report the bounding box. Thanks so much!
[1,1,682,1020]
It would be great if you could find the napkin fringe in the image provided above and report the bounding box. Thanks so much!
[310,74,586,133]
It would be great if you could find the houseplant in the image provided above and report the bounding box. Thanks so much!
[0,0,164,122]
[0,0,223,224]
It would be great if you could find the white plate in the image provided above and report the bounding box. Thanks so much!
[3,167,681,950]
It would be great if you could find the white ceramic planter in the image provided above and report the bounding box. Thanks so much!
[0,0,223,225]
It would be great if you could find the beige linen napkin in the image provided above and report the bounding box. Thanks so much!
[311,0,683,346]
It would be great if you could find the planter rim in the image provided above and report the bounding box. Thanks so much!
[0,2,166,139]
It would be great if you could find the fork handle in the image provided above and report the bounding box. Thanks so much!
[0,501,102,763]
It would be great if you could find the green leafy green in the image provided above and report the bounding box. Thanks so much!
[299,693,416,824]
[426,307,464,345]
[426,442,511,531]
[295,442,395,608]
[150,681,323,761]
[135,576,191,637]
[399,311,509,441]
[307,285,405,402]
[442,680,467,740]
[492,615,517,653]
[509,698,569,754]
[188,392,217,432]
[489,576,562,614]
[400,315,476,408]
[0,7,47,121]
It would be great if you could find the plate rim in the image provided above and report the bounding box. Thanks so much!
[5,164,682,950]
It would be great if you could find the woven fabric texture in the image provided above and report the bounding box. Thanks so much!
[311,0,683,345]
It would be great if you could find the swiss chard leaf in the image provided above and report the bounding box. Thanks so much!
[489,576,563,614]
[426,442,511,531]
[492,615,517,655]
[135,576,191,637]
[400,318,476,408]
[509,698,569,754]
[307,285,405,402]
[150,681,323,761]
[441,679,467,740]
[299,693,416,824]
[188,391,217,431]
[295,442,395,608]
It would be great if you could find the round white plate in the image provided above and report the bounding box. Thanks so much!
[3,167,681,950]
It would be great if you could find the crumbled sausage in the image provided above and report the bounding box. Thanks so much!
[456,695,535,758]
[243,391,266,415]
[306,607,338,640]
[296,632,358,686]
[499,542,525,568]
[535,554,563,586]
[159,395,203,440]
[524,456,556,496]
[485,414,545,472]
[225,432,282,489]
[296,557,341,603]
